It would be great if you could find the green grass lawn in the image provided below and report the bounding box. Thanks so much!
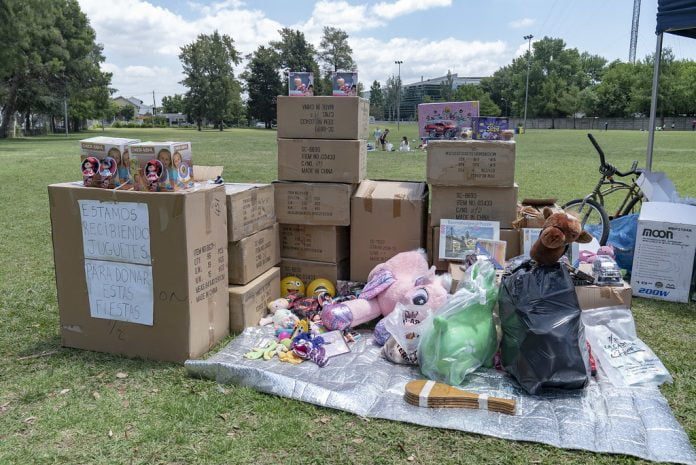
[1,127,695,464]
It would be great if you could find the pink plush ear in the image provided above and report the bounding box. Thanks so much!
[360,268,396,300]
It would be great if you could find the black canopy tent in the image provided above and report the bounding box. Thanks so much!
[646,0,696,170]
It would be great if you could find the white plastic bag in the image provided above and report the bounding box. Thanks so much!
[582,306,672,387]
[382,302,434,365]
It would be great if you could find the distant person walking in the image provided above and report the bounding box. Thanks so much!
[374,127,382,148]
[692,120,696,131]
[380,129,390,151]
[604,121,609,131]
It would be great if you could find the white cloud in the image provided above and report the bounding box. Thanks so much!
[80,0,515,102]
[509,17,535,29]
[372,0,452,20]
[514,38,537,57]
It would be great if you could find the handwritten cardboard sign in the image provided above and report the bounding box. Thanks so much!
[79,200,153,325]
[79,200,151,265]
[84,259,154,325]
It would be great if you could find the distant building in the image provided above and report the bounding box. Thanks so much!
[112,96,153,116]
[399,74,484,120]
[159,112,187,126]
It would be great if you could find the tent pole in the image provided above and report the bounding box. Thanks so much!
[646,32,663,172]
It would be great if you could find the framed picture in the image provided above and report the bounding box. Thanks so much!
[439,219,500,261]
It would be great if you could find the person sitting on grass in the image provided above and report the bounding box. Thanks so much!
[399,136,410,152]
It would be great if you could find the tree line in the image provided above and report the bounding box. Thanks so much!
[0,0,112,138]
[177,27,356,130]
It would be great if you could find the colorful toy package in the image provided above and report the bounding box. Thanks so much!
[417,101,480,140]
[129,141,193,192]
[289,72,314,96]
[332,71,358,96]
[473,117,510,140]
[79,136,141,188]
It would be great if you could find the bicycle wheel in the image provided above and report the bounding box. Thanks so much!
[620,194,643,217]
[562,198,610,245]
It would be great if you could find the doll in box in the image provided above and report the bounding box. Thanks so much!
[157,148,174,191]
[82,157,99,187]
[99,157,117,189]
[145,159,163,192]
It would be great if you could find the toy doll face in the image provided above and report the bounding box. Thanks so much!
[108,148,121,166]
[84,161,93,171]
[157,149,172,168]
[147,164,156,173]
[337,77,345,87]
[294,77,302,88]
[173,151,182,168]
[122,150,130,166]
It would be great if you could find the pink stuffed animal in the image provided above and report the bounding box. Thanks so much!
[321,250,449,343]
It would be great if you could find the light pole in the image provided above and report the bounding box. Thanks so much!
[395,60,403,131]
[523,34,533,133]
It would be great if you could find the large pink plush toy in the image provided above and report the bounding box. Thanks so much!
[321,250,449,344]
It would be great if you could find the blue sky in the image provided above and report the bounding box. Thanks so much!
[78,0,696,105]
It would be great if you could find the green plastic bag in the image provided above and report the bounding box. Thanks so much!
[417,259,499,386]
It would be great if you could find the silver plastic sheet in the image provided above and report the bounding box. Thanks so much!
[185,327,696,464]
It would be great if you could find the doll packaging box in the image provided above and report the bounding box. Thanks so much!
[79,136,141,188]
[332,71,358,96]
[48,182,229,362]
[288,71,314,96]
[129,141,194,192]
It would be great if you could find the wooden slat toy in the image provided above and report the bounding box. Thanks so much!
[405,380,516,415]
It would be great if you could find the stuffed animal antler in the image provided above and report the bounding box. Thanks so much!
[530,208,593,266]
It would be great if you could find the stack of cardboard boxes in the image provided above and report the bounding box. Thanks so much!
[427,140,520,270]
[225,184,281,332]
[274,96,369,285]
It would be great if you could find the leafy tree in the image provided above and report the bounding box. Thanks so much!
[383,76,401,120]
[242,45,282,128]
[118,105,135,121]
[179,30,241,131]
[160,94,185,113]
[453,84,501,116]
[271,28,323,95]
[368,80,384,118]
[439,71,455,101]
[0,0,110,137]
[318,26,354,72]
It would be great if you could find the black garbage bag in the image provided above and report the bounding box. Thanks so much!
[499,261,590,395]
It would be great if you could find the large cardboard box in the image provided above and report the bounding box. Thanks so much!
[426,140,516,187]
[48,183,229,362]
[228,224,280,285]
[229,267,280,333]
[631,202,696,303]
[274,181,353,226]
[225,183,275,242]
[277,139,367,184]
[277,96,369,140]
[280,258,349,286]
[280,224,349,262]
[430,184,518,229]
[500,229,521,259]
[350,180,428,282]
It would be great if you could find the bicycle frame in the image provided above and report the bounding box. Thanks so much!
[580,175,642,218]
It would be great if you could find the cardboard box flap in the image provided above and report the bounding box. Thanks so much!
[354,180,427,201]
[639,201,696,225]
[194,166,224,182]
[636,172,679,202]
[224,183,271,195]
[521,198,558,206]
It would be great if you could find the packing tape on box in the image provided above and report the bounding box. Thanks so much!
[393,193,405,218]
[205,189,213,234]
[600,286,626,304]
[362,184,377,213]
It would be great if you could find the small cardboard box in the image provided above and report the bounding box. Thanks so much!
[225,183,275,242]
[280,224,349,262]
[630,202,696,303]
[228,224,280,285]
[277,96,369,140]
[431,226,447,271]
[636,172,679,202]
[229,267,280,333]
[350,180,428,281]
[280,258,349,286]
[430,184,518,229]
[575,265,632,310]
[274,181,353,226]
[513,199,560,229]
[129,142,193,192]
[79,136,141,188]
[426,140,515,187]
[48,183,229,362]
[277,139,366,183]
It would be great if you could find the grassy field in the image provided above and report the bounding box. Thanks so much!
[0,126,695,465]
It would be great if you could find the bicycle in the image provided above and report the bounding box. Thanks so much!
[562,133,644,246]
